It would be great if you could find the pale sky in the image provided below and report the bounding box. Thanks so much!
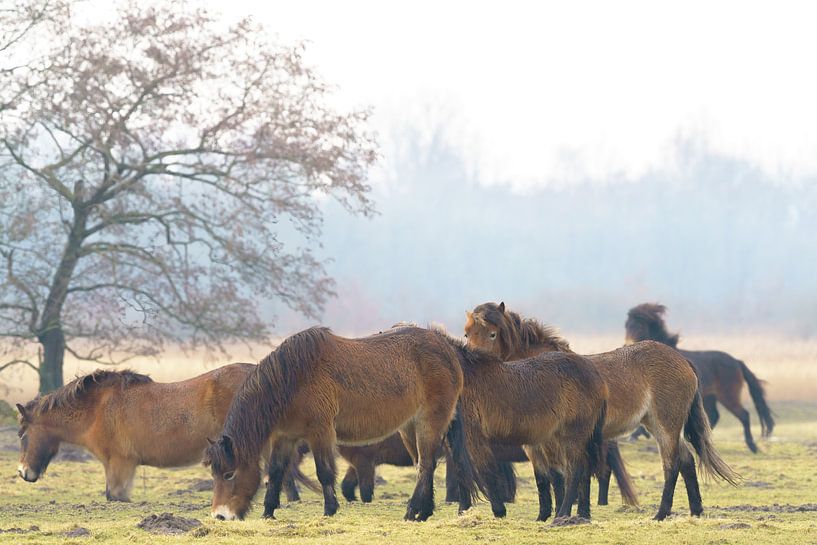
[217,0,817,188]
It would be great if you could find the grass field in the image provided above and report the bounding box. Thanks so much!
[1,401,816,544]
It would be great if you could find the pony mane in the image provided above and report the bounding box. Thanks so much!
[472,303,572,356]
[219,326,334,464]
[25,369,153,416]
[626,303,680,347]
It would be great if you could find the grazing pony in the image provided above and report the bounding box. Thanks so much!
[626,303,775,453]
[441,331,608,522]
[16,365,306,501]
[465,302,739,520]
[203,326,478,522]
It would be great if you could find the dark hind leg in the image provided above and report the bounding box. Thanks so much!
[445,450,460,503]
[703,395,720,428]
[524,446,554,522]
[726,401,758,453]
[264,439,297,518]
[628,426,651,441]
[577,468,592,519]
[307,429,340,517]
[401,419,443,522]
[651,428,681,521]
[597,454,611,506]
[341,466,359,502]
[678,444,703,516]
[283,468,300,502]
[355,459,376,503]
[549,469,565,513]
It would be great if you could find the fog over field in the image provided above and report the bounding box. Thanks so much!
[272,123,817,339]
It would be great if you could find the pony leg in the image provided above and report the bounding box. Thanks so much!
[577,468,592,519]
[703,395,720,428]
[264,439,297,518]
[355,459,376,503]
[444,449,460,503]
[679,444,703,516]
[597,450,612,506]
[652,431,681,521]
[401,417,444,522]
[307,429,340,517]
[283,456,301,502]
[523,446,553,522]
[341,466,359,502]
[549,469,565,513]
[103,458,136,502]
[723,398,758,453]
[555,466,580,519]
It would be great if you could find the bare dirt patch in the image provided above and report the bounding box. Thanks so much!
[0,524,39,534]
[136,513,202,535]
[64,526,91,537]
[719,522,752,529]
[550,516,591,527]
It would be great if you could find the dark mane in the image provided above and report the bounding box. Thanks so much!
[626,303,680,347]
[216,327,334,466]
[473,303,572,356]
[25,369,152,416]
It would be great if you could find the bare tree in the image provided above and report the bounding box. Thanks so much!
[0,2,377,392]
[1,0,69,113]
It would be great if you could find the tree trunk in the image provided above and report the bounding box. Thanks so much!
[38,327,66,393]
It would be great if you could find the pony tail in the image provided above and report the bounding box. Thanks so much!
[739,361,775,438]
[444,402,484,507]
[495,461,517,503]
[587,400,606,477]
[684,389,740,486]
[606,442,639,506]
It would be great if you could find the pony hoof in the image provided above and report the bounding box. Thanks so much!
[262,512,276,520]
[324,503,339,517]
[536,514,551,522]
[653,511,670,521]
[492,507,507,518]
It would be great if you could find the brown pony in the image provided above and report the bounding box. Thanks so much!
[440,330,608,522]
[626,303,775,453]
[338,432,520,504]
[465,302,739,520]
[15,365,307,502]
[202,326,477,522]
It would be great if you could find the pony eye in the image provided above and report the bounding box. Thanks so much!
[489,332,497,340]
[224,471,235,481]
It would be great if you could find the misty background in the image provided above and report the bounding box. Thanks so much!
[223,1,817,339]
[270,116,817,338]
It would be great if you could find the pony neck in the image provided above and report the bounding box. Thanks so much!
[35,406,95,450]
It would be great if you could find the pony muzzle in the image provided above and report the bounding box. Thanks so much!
[212,505,238,521]
[17,464,39,482]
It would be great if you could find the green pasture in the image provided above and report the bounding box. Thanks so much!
[1,402,816,544]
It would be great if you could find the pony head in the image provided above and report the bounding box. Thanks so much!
[203,435,260,520]
[16,402,60,482]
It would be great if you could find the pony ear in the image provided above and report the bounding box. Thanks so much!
[465,311,472,319]
[221,435,234,456]
[498,301,505,313]
[16,404,29,422]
